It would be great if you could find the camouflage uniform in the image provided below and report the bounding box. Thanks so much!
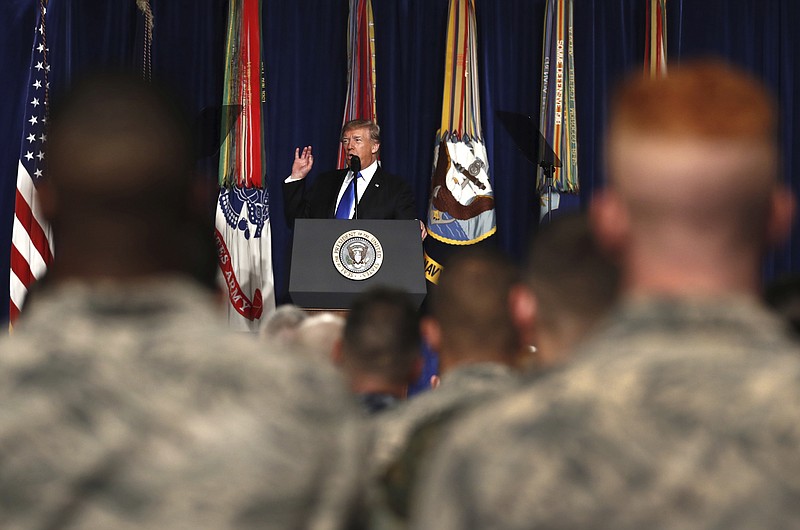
[0,278,364,530]
[410,297,800,530]
[370,363,520,529]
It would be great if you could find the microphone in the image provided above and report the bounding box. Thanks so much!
[349,154,361,174]
[349,155,361,219]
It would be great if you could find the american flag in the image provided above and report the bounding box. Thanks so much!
[10,0,54,325]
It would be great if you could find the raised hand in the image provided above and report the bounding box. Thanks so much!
[291,146,314,180]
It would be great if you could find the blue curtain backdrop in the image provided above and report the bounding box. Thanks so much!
[1,0,798,323]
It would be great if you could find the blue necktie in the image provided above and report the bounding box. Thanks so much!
[335,172,360,219]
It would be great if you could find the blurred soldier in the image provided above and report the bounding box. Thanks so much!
[368,247,527,528]
[261,303,309,346]
[335,287,422,415]
[522,212,620,369]
[0,72,363,530]
[411,61,800,530]
[296,312,346,360]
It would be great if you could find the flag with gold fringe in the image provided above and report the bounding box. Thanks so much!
[424,0,495,285]
[214,0,275,331]
[537,0,579,221]
[645,0,668,78]
[338,0,378,169]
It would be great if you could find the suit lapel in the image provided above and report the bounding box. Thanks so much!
[358,166,384,215]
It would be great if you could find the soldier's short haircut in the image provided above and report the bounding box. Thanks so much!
[609,59,776,142]
[431,246,521,355]
[343,287,420,384]
[525,212,619,330]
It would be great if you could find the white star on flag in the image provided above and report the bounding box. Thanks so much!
[11,0,55,326]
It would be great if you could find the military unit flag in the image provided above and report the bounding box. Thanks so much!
[214,0,276,331]
[425,0,496,284]
[338,0,378,169]
[10,0,54,326]
[645,0,668,78]
[537,0,579,221]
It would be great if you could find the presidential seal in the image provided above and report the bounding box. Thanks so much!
[332,229,384,280]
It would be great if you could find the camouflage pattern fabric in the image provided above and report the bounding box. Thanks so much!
[369,363,519,529]
[411,297,800,530]
[0,277,364,530]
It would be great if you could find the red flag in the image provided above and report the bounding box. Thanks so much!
[337,0,378,169]
[644,0,668,78]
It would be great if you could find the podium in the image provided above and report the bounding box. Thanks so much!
[289,219,427,310]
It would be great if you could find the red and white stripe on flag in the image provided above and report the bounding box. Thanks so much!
[10,0,54,325]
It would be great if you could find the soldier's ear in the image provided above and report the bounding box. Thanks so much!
[420,316,441,353]
[766,184,796,248]
[590,189,630,259]
[509,284,537,349]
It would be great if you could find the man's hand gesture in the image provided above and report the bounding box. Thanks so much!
[291,146,314,180]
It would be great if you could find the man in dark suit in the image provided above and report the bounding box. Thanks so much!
[283,119,417,221]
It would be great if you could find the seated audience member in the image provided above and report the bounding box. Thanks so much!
[295,312,346,360]
[0,72,363,529]
[260,303,309,346]
[335,287,422,415]
[410,61,800,530]
[369,247,528,527]
[522,212,620,369]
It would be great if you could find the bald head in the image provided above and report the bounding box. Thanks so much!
[42,72,210,282]
[598,61,793,296]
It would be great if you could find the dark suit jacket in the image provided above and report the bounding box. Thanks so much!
[283,167,417,223]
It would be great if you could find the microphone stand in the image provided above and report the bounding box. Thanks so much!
[539,161,556,224]
[350,155,361,220]
[493,110,561,225]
